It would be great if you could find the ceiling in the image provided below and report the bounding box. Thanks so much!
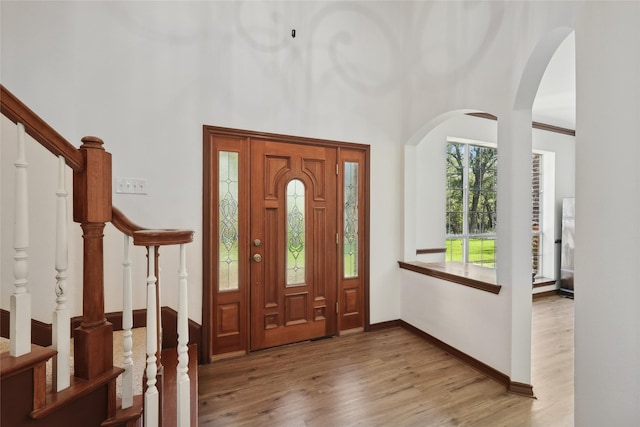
[532,32,576,130]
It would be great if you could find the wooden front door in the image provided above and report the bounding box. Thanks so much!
[250,140,337,349]
[203,126,369,361]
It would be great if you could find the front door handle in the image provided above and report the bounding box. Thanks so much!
[253,253,263,263]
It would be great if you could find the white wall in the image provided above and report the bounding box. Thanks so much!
[401,269,512,372]
[575,2,640,425]
[370,143,404,323]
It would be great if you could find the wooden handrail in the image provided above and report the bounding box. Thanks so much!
[112,207,194,246]
[1,85,84,171]
[111,207,144,236]
[133,229,194,247]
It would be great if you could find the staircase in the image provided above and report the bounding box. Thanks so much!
[0,85,197,427]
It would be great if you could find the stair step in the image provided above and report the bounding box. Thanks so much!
[1,345,57,423]
[102,395,143,427]
[1,343,197,426]
[2,347,121,426]
[0,345,57,380]
[31,366,124,419]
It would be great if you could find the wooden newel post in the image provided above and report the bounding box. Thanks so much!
[72,136,113,380]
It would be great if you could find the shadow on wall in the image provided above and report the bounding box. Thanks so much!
[234,2,505,96]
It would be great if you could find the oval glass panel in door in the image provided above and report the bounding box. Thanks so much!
[286,179,306,286]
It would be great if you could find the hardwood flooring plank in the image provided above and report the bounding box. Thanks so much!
[199,295,574,426]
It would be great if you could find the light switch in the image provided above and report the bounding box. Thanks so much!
[116,177,148,194]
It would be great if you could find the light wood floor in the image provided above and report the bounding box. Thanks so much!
[198,295,574,426]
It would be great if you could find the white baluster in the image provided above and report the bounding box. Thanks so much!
[52,155,70,391]
[121,234,133,409]
[177,244,190,426]
[10,122,31,357]
[145,246,159,427]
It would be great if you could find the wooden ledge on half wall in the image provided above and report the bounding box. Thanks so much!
[398,260,502,295]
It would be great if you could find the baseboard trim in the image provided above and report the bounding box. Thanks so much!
[1,309,10,340]
[368,319,401,331]
[532,289,560,300]
[509,381,536,398]
[0,308,52,347]
[399,320,535,398]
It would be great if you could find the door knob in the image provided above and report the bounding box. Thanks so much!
[253,239,262,247]
[253,253,263,262]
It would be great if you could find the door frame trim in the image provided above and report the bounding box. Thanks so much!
[202,126,370,363]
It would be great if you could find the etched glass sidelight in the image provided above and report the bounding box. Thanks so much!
[219,151,239,291]
[286,179,306,286]
[344,162,359,278]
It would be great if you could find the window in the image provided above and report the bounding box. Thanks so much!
[343,162,359,278]
[445,141,497,267]
[218,151,240,291]
[445,140,544,273]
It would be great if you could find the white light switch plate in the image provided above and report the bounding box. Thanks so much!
[116,177,148,194]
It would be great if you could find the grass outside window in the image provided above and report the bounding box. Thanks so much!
[446,238,495,268]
